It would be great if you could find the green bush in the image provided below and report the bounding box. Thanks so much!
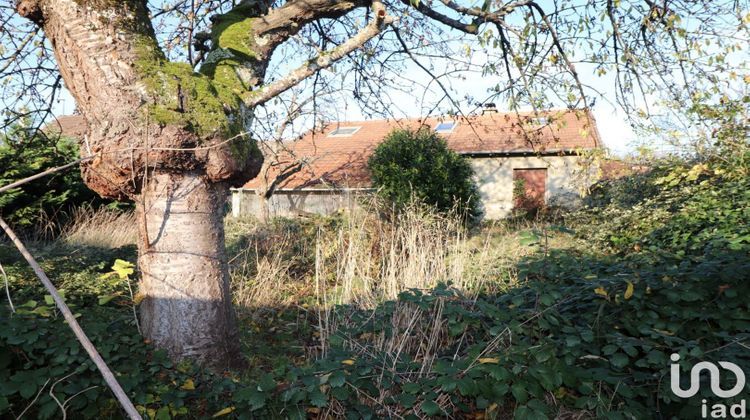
[573,158,749,257]
[368,128,482,223]
[0,124,100,232]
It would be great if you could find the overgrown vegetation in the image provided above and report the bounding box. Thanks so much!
[0,124,102,233]
[1,135,748,418]
[368,129,483,224]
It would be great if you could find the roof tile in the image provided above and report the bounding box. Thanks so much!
[246,109,601,190]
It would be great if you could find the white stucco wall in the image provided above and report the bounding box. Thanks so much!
[470,155,596,219]
[230,189,363,218]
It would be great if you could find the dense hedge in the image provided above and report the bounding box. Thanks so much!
[368,128,482,223]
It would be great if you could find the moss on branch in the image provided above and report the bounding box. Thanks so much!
[199,9,263,98]
[133,36,242,137]
[131,36,263,163]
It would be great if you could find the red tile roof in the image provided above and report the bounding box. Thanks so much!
[599,159,651,180]
[44,115,88,138]
[254,109,601,190]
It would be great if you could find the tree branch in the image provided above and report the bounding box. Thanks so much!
[244,7,394,107]
[399,0,479,34]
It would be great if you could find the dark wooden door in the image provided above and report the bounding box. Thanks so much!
[513,168,547,211]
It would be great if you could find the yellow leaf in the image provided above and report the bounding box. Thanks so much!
[112,259,134,279]
[624,282,634,300]
[341,359,355,366]
[594,287,608,297]
[478,358,499,364]
[212,407,235,417]
[180,379,195,390]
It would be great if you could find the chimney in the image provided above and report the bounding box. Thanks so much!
[482,102,498,115]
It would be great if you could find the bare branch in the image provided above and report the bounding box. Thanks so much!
[245,7,394,107]
[399,0,479,34]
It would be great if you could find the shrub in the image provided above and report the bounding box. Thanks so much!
[0,123,101,232]
[368,128,482,223]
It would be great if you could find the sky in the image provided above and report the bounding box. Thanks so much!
[26,0,749,161]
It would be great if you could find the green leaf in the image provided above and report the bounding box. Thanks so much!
[155,406,171,420]
[247,390,266,411]
[421,400,441,416]
[331,386,350,401]
[488,365,511,381]
[257,374,276,392]
[20,300,37,309]
[401,382,420,394]
[398,394,417,408]
[610,353,629,369]
[534,347,554,363]
[511,383,528,403]
[602,344,618,355]
[519,230,541,246]
[112,259,134,279]
[18,381,37,399]
[565,336,581,347]
[308,389,328,408]
[98,294,116,305]
[329,371,346,388]
[458,378,478,396]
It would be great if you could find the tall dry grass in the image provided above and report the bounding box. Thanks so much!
[317,204,495,306]
[59,206,137,248]
[228,201,534,313]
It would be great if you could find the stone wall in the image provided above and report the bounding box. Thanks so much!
[230,189,366,218]
[470,155,597,218]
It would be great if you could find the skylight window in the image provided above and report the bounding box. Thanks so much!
[435,121,457,133]
[328,126,361,137]
[531,117,549,126]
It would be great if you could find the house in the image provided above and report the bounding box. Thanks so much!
[235,108,603,219]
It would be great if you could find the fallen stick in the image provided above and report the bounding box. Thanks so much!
[0,216,142,420]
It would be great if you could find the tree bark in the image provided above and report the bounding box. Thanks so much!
[137,171,241,368]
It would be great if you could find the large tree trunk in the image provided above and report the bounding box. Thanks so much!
[137,172,241,368]
[14,1,262,367]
